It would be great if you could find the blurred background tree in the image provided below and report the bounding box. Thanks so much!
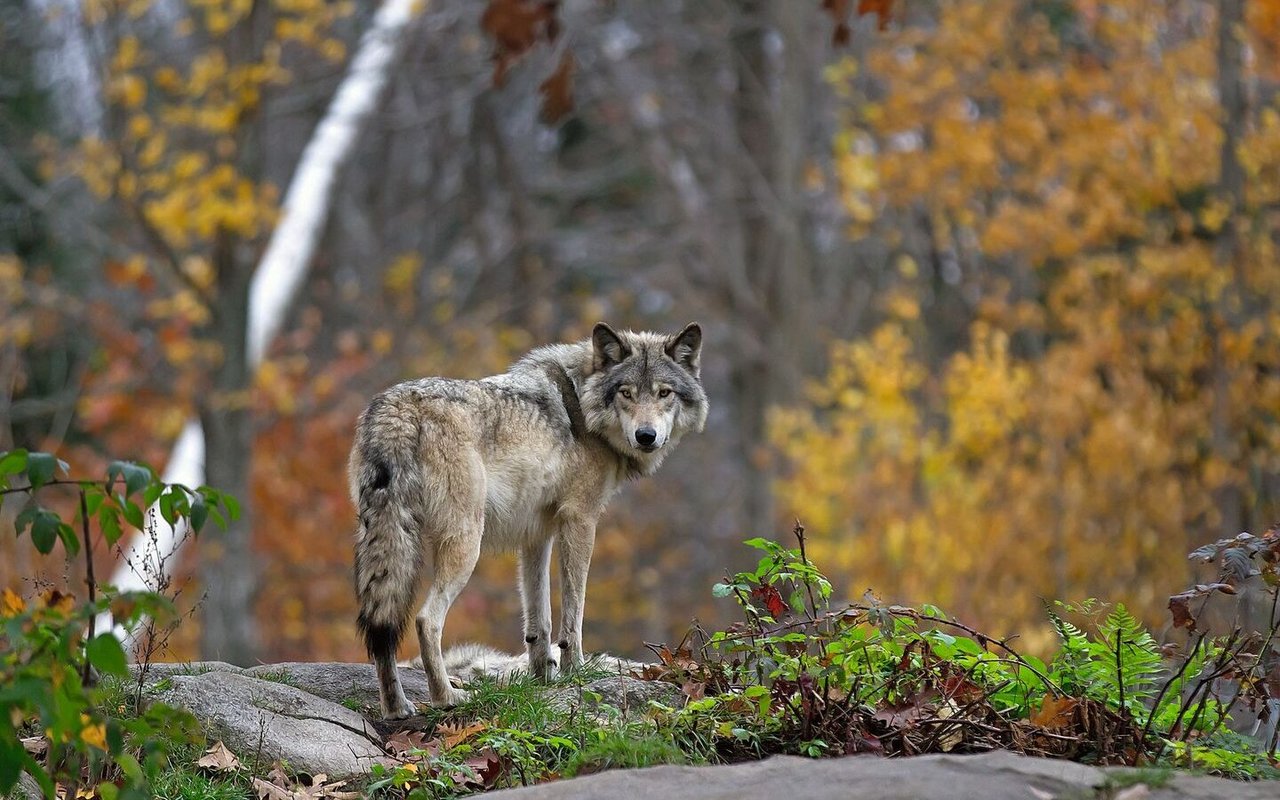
[773,0,1280,649]
[1,0,1277,663]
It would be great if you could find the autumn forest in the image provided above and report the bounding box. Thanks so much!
[2,0,1279,671]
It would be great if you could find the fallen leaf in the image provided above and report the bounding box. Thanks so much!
[251,776,293,800]
[195,740,241,773]
[383,729,432,755]
[438,719,487,749]
[1030,695,1079,730]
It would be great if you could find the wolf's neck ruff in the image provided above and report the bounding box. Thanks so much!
[349,322,707,718]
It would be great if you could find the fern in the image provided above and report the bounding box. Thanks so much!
[1097,604,1163,713]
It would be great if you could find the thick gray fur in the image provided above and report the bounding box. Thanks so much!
[350,322,707,717]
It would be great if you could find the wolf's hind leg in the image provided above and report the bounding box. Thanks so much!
[354,502,422,719]
[416,525,481,707]
[519,538,556,679]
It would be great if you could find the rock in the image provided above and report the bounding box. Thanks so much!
[244,662,431,717]
[3,772,43,800]
[480,750,1280,800]
[546,675,683,717]
[127,660,245,686]
[152,671,384,779]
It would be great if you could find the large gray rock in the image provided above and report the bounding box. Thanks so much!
[153,671,385,778]
[3,772,42,800]
[244,662,431,717]
[128,660,245,686]
[546,675,683,717]
[481,750,1280,800]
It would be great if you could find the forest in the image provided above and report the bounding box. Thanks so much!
[2,1,1280,791]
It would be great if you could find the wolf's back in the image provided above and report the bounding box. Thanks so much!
[351,390,426,663]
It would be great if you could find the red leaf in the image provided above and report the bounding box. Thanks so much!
[1168,590,1197,631]
[480,0,560,86]
[538,52,575,124]
[751,584,788,619]
[856,0,894,30]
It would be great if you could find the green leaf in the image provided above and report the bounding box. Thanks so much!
[85,633,128,676]
[57,522,80,557]
[99,506,123,546]
[158,490,178,526]
[14,504,38,537]
[121,500,144,530]
[190,494,209,533]
[124,463,151,498]
[27,452,58,490]
[107,461,151,498]
[0,449,27,478]
[84,487,105,516]
[31,511,60,554]
[711,582,735,598]
[220,492,241,522]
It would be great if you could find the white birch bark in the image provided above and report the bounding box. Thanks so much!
[103,0,425,645]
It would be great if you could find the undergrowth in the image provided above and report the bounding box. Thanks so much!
[4,443,1279,797]
[362,523,1280,798]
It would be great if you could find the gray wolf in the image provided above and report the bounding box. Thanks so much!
[350,322,707,718]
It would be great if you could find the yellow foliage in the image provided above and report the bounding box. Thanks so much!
[780,0,1280,645]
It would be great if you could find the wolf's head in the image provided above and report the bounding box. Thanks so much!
[580,321,708,475]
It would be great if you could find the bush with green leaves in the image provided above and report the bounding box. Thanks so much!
[655,523,1280,778]
[0,449,238,799]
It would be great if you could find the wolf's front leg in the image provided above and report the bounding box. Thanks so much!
[519,539,557,679]
[557,520,597,672]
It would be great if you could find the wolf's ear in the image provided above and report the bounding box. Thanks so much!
[592,322,628,371]
[665,322,702,375]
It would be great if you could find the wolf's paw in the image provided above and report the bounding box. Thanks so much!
[430,686,471,708]
[383,701,417,720]
[528,651,558,680]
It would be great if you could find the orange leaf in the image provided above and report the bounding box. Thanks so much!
[538,52,575,124]
[856,0,893,30]
[480,0,560,86]
[1030,695,1078,730]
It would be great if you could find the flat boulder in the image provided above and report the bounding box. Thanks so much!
[244,661,431,717]
[152,671,384,779]
[481,750,1280,800]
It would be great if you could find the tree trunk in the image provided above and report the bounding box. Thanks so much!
[730,0,813,529]
[1211,0,1246,539]
[103,0,426,651]
[198,229,259,664]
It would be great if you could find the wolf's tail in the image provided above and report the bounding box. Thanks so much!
[351,397,424,666]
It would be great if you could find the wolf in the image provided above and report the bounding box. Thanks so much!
[350,322,707,718]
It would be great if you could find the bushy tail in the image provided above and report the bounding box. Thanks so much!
[352,405,424,665]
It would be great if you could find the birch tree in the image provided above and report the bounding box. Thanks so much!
[75,0,424,660]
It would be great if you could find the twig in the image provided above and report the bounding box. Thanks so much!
[1141,631,1204,745]
[792,520,820,622]
[80,489,96,687]
[1115,627,1125,716]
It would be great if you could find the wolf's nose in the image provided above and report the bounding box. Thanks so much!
[635,428,657,447]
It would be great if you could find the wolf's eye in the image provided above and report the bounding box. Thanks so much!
[658,388,672,398]
[620,388,632,400]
